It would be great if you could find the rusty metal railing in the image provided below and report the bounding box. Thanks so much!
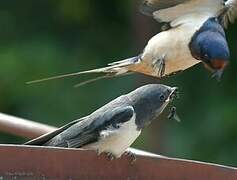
[0,113,236,180]
[0,113,56,138]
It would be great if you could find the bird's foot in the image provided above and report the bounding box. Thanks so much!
[106,152,116,161]
[152,56,166,77]
[124,151,137,164]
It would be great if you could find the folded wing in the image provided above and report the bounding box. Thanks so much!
[25,106,135,148]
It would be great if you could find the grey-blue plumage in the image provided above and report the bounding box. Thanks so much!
[25,84,178,158]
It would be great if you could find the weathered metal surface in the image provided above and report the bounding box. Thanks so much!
[0,113,236,179]
[0,145,236,180]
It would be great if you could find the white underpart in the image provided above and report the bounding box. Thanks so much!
[142,12,217,76]
[82,112,141,158]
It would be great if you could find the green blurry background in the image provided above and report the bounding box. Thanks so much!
[0,0,236,166]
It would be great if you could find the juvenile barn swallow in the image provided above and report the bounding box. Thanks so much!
[28,0,236,85]
[25,84,178,159]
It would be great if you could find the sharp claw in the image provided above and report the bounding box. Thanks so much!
[159,60,165,77]
[96,150,100,156]
[106,152,115,161]
[124,151,137,164]
[152,56,166,77]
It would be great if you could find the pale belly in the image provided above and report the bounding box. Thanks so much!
[128,19,205,78]
[163,45,201,75]
[82,115,141,158]
[130,49,200,77]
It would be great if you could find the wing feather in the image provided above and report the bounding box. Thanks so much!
[24,106,135,149]
[24,118,86,145]
[140,0,225,27]
[222,0,237,27]
[140,0,190,17]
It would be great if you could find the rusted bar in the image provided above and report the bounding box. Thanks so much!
[0,145,236,180]
[0,113,56,138]
[0,113,236,179]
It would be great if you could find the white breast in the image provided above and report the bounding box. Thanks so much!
[82,113,141,158]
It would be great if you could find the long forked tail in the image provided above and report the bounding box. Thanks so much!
[26,56,139,87]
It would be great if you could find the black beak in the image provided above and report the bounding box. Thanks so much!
[169,87,179,101]
[212,69,224,81]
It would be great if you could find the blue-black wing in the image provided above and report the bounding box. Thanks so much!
[25,106,134,148]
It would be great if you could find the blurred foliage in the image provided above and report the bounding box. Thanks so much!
[0,0,236,167]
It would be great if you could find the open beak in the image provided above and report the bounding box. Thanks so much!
[166,87,179,102]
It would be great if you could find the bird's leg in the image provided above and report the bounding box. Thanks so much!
[124,150,137,164]
[96,149,100,156]
[152,55,166,77]
[106,152,116,161]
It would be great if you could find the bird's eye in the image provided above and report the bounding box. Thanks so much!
[159,95,165,101]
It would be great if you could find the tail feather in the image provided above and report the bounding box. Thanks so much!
[73,75,114,88]
[74,72,134,88]
[26,56,139,85]
[108,56,139,66]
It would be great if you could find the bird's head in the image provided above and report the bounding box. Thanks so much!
[199,33,230,80]
[190,18,230,80]
[129,84,178,129]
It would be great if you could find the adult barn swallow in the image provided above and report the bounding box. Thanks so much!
[25,84,178,159]
[28,0,236,85]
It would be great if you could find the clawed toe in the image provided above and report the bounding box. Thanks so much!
[152,56,166,77]
[124,151,137,164]
[106,152,116,161]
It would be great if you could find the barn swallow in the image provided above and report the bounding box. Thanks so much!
[25,84,178,159]
[27,0,236,85]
